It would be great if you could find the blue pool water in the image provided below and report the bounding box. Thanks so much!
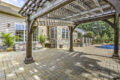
[96,45,120,50]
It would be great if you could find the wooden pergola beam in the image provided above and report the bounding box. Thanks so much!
[35,18,74,26]
[92,0,104,13]
[47,8,73,19]
[102,19,114,28]
[30,0,75,20]
[64,4,81,13]
[74,13,115,24]
[73,0,88,11]
[62,5,110,20]
[105,0,120,13]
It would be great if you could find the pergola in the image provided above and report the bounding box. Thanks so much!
[19,0,120,64]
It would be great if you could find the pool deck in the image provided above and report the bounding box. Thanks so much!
[0,45,120,80]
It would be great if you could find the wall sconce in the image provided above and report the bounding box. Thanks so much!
[7,23,10,28]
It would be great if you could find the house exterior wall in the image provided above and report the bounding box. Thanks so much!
[49,26,57,48]
[0,12,44,50]
[0,8,79,50]
[0,12,79,50]
[38,26,47,37]
[73,31,78,42]
[48,26,78,48]
[0,12,25,44]
[56,26,70,48]
[0,13,25,34]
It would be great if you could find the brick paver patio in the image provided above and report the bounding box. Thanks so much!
[0,45,120,80]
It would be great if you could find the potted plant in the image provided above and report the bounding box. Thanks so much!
[1,32,19,52]
[38,34,46,47]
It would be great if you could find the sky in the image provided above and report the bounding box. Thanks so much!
[1,0,26,7]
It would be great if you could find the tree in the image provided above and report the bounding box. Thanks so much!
[1,32,19,48]
[84,31,94,38]
[103,33,109,43]
[96,34,101,43]
[109,34,114,42]
[78,21,114,43]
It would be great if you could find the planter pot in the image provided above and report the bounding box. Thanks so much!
[59,44,63,48]
[6,48,12,52]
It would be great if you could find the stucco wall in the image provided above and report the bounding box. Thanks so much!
[55,26,78,48]
[38,26,47,37]
[56,26,69,48]
[73,31,78,42]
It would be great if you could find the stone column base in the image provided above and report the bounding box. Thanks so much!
[112,54,119,59]
[69,48,74,52]
[24,57,35,64]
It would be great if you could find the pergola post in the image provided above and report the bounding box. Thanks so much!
[102,12,119,59]
[69,27,74,52]
[47,26,50,40]
[24,15,35,64]
[113,12,119,58]
[69,25,78,52]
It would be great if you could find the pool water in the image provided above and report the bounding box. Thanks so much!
[96,44,120,50]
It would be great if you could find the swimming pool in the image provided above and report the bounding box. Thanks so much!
[96,44,120,50]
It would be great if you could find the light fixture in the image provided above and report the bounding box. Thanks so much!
[7,23,10,28]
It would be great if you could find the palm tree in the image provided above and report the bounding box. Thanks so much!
[1,32,19,48]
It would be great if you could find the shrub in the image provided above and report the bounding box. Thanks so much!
[1,32,19,48]
[39,34,46,46]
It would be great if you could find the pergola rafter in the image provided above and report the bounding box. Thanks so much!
[19,0,120,64]
[62,5,111,21]
[35,18,74,26]
[92,0,104,13]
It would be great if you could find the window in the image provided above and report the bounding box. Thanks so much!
[66,29,69,39]
[62,28,69,39]
[62,28,65,39]
[33,29,38,41]
[15,24,26,42]
[15,24,38,43]
[50,27,55,39]
[16,30,24,42]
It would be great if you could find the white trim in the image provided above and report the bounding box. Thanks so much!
[24,27,26,43]
[62,28,69,40]
[50,27,55,39]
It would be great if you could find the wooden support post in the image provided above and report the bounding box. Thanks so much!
[24,15,35,64]
[69,27,74,52]
[102,12,119,59]
[113,12,119,58]
[47,26,50,40]
[69,24,78,52]
[68,23,79,52]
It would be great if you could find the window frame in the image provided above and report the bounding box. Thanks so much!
[50,27,55,39]
[62,28,69,40]
[15,23,26,43]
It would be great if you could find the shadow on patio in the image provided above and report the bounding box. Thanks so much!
[0,49,120,80]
